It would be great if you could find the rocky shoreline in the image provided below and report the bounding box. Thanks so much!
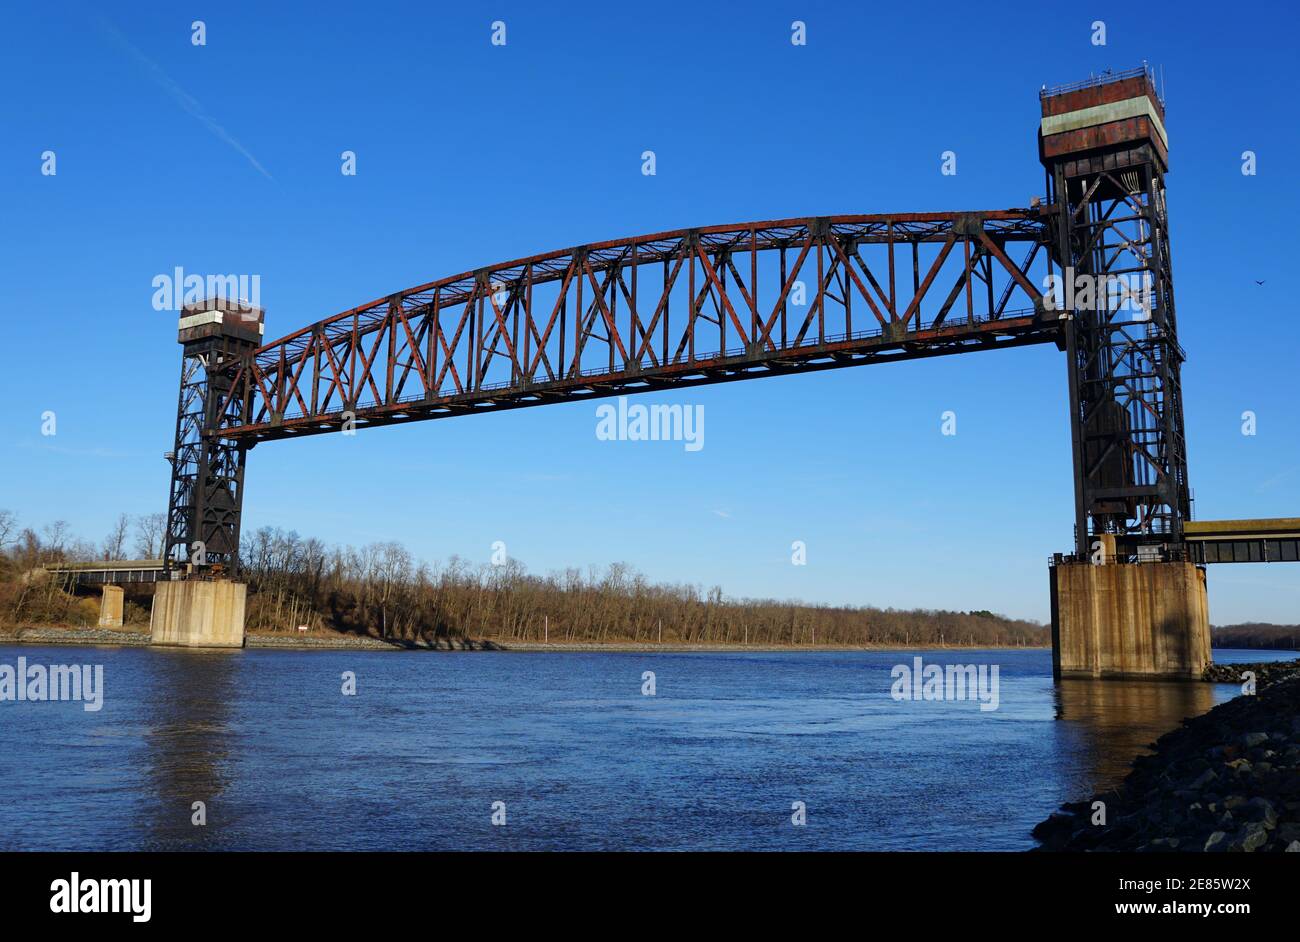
[1034,666,1300,853]
[247,634,502,651]
[0,626,505,651]
[1202,661,1298,686]
[4,626,152,646]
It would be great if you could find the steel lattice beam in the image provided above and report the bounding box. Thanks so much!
[214,211,1057,444]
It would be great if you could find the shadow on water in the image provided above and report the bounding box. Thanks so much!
[1053,677,1218,789]
[138,648,240,849]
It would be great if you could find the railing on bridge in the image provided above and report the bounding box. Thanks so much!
[1049,547,1193,567]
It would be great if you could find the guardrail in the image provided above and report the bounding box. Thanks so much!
[1040,65,1155,99]
[1049,547,1192,566]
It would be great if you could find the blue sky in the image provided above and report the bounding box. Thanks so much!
[1,1,1297,623]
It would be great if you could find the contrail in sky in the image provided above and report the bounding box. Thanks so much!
[99,18,273,179]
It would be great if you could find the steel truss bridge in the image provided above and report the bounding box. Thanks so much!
[230,211,1054,440]
[160,67,1290,578]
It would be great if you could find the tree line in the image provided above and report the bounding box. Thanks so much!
[237,525,1051,646]
[0,509,166,567]
[0,509,1049,646]
[1211,623,1300,650]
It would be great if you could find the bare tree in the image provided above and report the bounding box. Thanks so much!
[0,509,16,550]
[102,513,130,560]
[132,512,166,559]
[373,541,411,638]
[42,520,70,559]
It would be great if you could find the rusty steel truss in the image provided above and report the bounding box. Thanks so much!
[170,212,1062,572]
[164,70,1202,575]
[216,211,1057,450]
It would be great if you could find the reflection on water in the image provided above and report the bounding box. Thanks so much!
[1053,678,1217,788]
[0,645,1295,850]
[140,650,237,850]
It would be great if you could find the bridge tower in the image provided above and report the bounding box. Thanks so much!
[152,299,261,647]
[1040,67,1209,678]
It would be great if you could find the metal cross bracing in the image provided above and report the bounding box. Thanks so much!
[165,332,255,573]
[1043,136,1190,556]
[214,211,1059,447]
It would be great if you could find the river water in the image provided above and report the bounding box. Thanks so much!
[0,645,1292,851]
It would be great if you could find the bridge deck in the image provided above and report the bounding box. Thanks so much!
[46,560,166,586]
[1185,519,1300,564]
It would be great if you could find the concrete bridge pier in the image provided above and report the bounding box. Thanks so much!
[97,585,124,628]
[150,580,246,648]
[1049,553,1210,680]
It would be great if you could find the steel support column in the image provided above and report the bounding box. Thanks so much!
[1040,68,1191,559]
[164,302,263,576]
